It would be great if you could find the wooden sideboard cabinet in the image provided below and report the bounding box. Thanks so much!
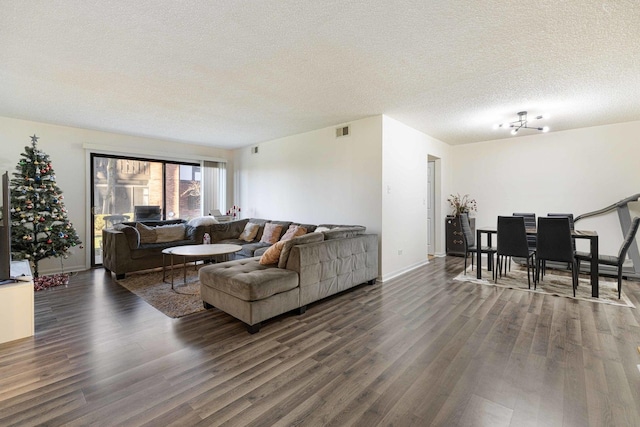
[446,216,475,256]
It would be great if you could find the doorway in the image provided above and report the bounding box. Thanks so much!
[427,160,436,256]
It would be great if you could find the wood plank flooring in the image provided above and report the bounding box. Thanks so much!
[1,256,640,426]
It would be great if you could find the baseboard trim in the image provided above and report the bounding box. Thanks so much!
[380,259,430,283]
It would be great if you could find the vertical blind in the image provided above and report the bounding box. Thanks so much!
[202,161,226,215]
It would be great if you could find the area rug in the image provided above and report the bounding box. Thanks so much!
[454,264,635,308]
[115,268,206,318]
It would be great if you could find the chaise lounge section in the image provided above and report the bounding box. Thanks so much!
[199,228,379,333]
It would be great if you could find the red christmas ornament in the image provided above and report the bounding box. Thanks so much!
[47,239,52,244]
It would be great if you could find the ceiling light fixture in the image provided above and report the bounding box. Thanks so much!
[493,111,549,135]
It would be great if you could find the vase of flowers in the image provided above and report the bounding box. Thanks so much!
[226,205,241,220]
[447,193,477,217]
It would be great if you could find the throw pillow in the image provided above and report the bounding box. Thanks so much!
[155,224,186,243]
[260,223,283,244]
[136,222,157,244]
[239,222,260,242]
[278,232,325,268]
[280,225,307,241]
[187,216,218,227]
[259,240,285,265]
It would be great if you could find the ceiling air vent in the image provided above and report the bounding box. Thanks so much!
[336,125,350,138]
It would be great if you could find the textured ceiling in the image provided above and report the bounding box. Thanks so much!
[1,1,639,148]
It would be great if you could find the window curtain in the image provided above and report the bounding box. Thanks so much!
[202,161,226,215]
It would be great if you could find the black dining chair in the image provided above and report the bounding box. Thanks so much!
[506,212,537,274]
[496,216,536,288]
[576,216,640,299]
[460,213,497,277]
[513,212,536,251]
[545,213,576,274]
[535,216,578,296]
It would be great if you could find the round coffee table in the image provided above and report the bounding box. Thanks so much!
[162,244,242,289]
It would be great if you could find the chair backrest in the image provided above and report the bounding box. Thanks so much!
[548,213,576,251]
[536,216,574,262]
[618,217,640,262]
[459,213,475,248]
[547,213,575,230]
[134,205,162,221]
[497,216,530,257]
[513,212,536,249]
[513,212,536,228]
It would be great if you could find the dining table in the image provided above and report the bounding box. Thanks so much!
[475,226,600,297]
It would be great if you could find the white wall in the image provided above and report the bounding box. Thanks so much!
[234,114,455,281]
[381,116,453,280]
[8,112,631,280]
[452,120,640,255]
[0,116,233,275]
[234,116,383,233]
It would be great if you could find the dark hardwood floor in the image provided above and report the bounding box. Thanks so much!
[1,256,640,426]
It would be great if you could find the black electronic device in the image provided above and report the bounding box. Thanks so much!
[134,205,162,221]
[0,172,13,283]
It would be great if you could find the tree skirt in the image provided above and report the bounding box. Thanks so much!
[115,268,206,318]
[34,273,70,291]
[454,264,635,308]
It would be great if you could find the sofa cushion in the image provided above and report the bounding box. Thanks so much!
[136,222,157,244]
[279,232,324,268]
[184,224,202,242]
[280,225,307,241]
[322,226,367,240]
[236,242,271,258]
[113,223,140,249]
[260,223,283,244]
[130,239,193,259]
[254,246,270,257]
[199,258,299,301]
[208,219,249,242]
[155,223,186,243]
[239,222,260,242]
[218,238,248,246]
[187,216,218,227]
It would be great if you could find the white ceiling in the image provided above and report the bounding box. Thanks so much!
[1,1,639,149]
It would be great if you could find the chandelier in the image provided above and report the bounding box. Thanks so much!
[494,111,549,135]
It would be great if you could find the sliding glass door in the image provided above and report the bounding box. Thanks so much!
[90,154,202,266]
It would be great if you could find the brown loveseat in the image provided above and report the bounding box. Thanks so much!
[102,219,208,279]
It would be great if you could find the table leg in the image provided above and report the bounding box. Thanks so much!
[591,236,599,298]
[170,254,175,290]
[477,229,482,279]
[183,256,187,285]
[162,253,167,283]
[487,233,493,272]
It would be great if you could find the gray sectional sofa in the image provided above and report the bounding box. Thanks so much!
[198,222,379,333]
[103,216,379,334]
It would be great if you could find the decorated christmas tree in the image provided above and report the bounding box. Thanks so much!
[10,135,82,277]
